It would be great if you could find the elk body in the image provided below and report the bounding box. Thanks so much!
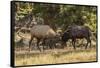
[61,25,91,49]
[29,25,57,51]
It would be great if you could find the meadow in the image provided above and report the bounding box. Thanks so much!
[15,45,97,66]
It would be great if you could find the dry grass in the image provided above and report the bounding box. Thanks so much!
[15,47,97,66]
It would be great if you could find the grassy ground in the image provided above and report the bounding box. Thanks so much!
[15,46,97,66]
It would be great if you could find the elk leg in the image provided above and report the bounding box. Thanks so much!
[29,35,34,51]
[52,42,55,49]
[72,39,76,50]
[85,41,88,49]
[37,39,41,52]
[62,42,66,48]
[49,41,52,49]
[51,40,55,49]
[46,39,52,49]
[47,39,52,49]
[85,38,91,49]
[53,43,57,49]
[85,38,89,49]
[89,38,91,48]
[42,38,46,50]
